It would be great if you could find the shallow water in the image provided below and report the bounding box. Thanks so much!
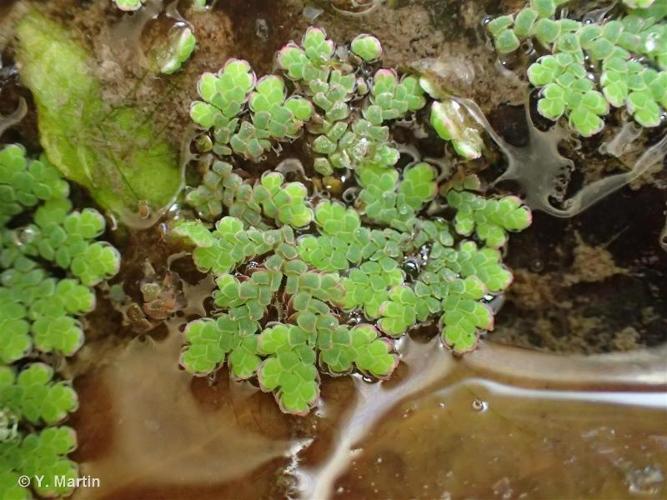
[334,381,667,499]
[71,325,667,499]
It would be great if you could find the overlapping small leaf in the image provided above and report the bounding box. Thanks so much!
[180,28,531,415]
[0,142,118,498]
[487,0,667,134]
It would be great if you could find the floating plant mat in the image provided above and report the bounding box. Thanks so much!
[71,326,667,499]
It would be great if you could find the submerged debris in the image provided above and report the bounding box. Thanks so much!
[16,10,183,226]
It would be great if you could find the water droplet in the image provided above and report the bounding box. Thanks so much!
[17,226,38,245]
[346,310,362,326]
[418,243,431,263]
[472,399,488,412]
[322,175,343,195]
[481,15,494,27]
[402,258,420,280]
[194,134,213,153]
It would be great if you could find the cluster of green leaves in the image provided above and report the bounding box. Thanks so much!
[445,175,533,249]
[0,144,120,497]
[0,365,77,427]
[113,0,144,11]
[185,161,263,224]
[276,28,426,175]
[0,426,78,498]
[176,216,398,414]
[186,162,312,228]
[356,162,438,231]
[487,0,667,135]
[191,59,313,161]
[302,199,525,347]
[180,28,531,414]
[297,201,407,273]
[176,188,528,413]
[1,148,120,288]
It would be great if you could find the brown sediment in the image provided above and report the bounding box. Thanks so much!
[494,183,667,353]
[563,233,625,286]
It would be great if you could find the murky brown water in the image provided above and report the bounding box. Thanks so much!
[70,322,667,499]
[334,383,667,499]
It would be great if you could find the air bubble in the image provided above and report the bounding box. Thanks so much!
[530,259,544,272]
[342,187,360,204]
[472,399,488,412]
[402,258,420,280]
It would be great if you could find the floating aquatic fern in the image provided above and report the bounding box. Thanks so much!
[0,144,120,496]
[191,59,313,161]
[113,0,144,11]
[181,28,531,414]
[0,426,78,497]
[487,0,667,136]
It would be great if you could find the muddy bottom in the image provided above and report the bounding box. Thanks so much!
[334,385,667,499]
[494,183,667,354]
[70,326,667,499]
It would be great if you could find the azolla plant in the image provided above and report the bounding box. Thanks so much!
[113,0,144,11]
[177,28,532,414]
[0,145,120,497]
[487,0,667,136]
